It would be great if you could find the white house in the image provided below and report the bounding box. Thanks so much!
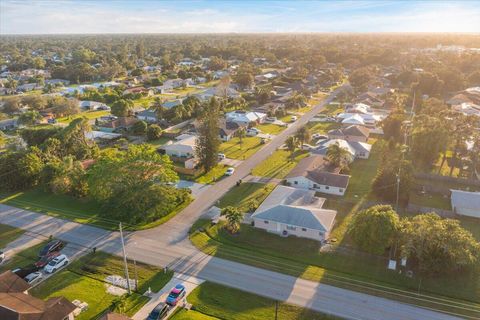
[285,155,350,196]
[0,118,18,131]
[79,100,109,111]
[451,190,480,218]
[160,134,197,159]
[226,110,266,126]
[252,186,337,242]
[313,139,371,159]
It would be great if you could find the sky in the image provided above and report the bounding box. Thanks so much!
[1,0,480,34]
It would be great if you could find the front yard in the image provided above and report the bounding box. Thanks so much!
[306,121,340,135]
[30,251,173,320]
[57,110,111,124]
[252,149,309,179]
[215,182,274,212]
[195,164,228,184]
[219,136,264,160]
[255,123,286,135]
[170,282,340,320]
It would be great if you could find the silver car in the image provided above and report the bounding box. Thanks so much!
[24,271,43,285]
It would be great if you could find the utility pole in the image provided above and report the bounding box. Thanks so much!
[275,300,278,320]
[119,222,131,294]
[133,259,139,291]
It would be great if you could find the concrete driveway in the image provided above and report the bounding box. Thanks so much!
[175,180,209,197]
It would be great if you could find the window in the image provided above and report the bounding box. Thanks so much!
[302,228,307,232]
[319,231,324,236]
[325,186,330,190]
[264,220,269,224]
[339,188,343,193]
[294,181,298,185]
[286,225,296,231]
[313,184,318,188]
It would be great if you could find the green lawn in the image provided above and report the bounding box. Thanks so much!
[189,221,480,317]
[255,123,285,135]
[146,136,172,147]
[0,241,48,272]
[0,188,190,231]
[319,104,343,116]
[170,282,340,320]
[0,224,24,248]
[214,182,275,213]
[58,110,111,124]
[306,122,340,135]
[252,149,309,179]
[30,252,172,320]
[219,137,264,160]
[409,192,451,210]
[195,165,228,184]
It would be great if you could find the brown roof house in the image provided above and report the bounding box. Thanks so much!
[0,271,76,320]
[328,125,370,143]
[285,155,350,196]
[99,312,132,320]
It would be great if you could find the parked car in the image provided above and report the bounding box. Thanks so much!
[246,128,261,136]
[13,266,40,279]
[147,302,170,320]
[225,167,235,176]
[218,153,226,160]
[39,240,65,258]
[166,284,186,306]
[35,251,60,268]
[24,271,43,285]
[44,254,69,273]
[265,116,277,123]
[301,144,316,151]
[290,115,297,122]
[312,133,328,140]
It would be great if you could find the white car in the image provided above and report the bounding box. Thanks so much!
[24,271,43,285]
[225,168,235,176]
[218,153,226,160]
[312,133,328,140]
[265,117,277,123]
[44,254,69,273]
[290,116,297,122]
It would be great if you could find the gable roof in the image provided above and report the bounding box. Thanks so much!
[306,171,350,189]
[451,190,480,210]
[0,293,76,320]
[328,125,370,138]
[0,271,30,293]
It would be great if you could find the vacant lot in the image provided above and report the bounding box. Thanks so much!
[252,149,309,179]
[30,252,173,320]
[219,136,263,159]
[170,282,340,320]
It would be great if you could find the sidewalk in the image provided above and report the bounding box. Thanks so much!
[132,273,204,320]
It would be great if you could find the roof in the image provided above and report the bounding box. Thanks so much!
[219,121,241,136]
[226,110,266,123]
[161,134,197,153]
[0,271,30,293]
[286,155,349,188]
[102,117,138,129]
[0,293,76,320]
[99,312,132,320]
[306,171,350,189]
[256,185,325,211]
[286,155,338,178]
[328,125,370,138]
[451,190,480,210]
[137,109,157,118]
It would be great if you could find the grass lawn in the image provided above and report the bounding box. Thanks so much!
[0,241,48,272]
[319,104,343,116]
[409,192,451,210]
[195,165,228,184]
[307,122,341,135]
[170,282,341,320]
[219,136,263,160]
[214,182,275,212]
[31,252,173,320]
[252,150,309,179]
[459,216,480,242]
[189,221,480,317]
[0,188,191,231]
[58,110,111,124]
[255,123,286,135]
[146,136,172,147]
[0,224,24,248]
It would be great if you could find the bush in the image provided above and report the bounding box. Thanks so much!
[147,124,162,141]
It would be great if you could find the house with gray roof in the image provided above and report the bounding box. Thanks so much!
[137,109,158,123]
[451,190,480,218]
[252,185,337,241]
[328,125,370,143]
[285,155,350,196]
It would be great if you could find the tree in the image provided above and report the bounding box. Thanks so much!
[349,67,374,92]
[349,205,400,255]
[132,120,147,135]
[22,94,47,111]
[326,143,352,169]
[50,117,98,160]
[236,127,246,148]
[286,93,307,110]
[42,156,88,197]
[209,56,227,71]
[285,136,298,155]
[381,109,406,144]
[0,147,44,191]
[195,98,221,171]
[400,213,480,275]
[2,96,22,114]
[20,126,61,146]
[111,99,133,117]
[295,126,311,146]
[147,124,162,141]
[18,110,42,126]
[221,206,243,234]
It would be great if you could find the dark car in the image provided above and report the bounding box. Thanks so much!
[147,302,170,320]
[35,251,60,268]
[39,240,65,258]
[13,266,40,279]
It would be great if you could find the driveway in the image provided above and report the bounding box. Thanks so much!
[220,158,243,167]
[175,180,209,197]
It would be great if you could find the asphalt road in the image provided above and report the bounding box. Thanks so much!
[0,86,467,320]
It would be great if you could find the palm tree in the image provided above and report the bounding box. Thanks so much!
[285,136,298,156]
[151,97,165,119]
[221,206,243,234]
[236,127,246,149]
[326,142,352,169]
[295,127,311,146]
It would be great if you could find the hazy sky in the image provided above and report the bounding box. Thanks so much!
[1,0,480,34]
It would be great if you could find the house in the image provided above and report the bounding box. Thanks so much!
[313,139,371,159]
[17,83,42,92]
[79,100,109,111]
[337,112,383,127]
[136,109,158,122]
[355,92,385,108]
[447,87,480,107]
[0,271,76,320]
[451,190,480,218]
[251,185,337,241]
[328,125,370,142]
[254,102,285,115]
[226,110,266,126]
[345,103,371,114]
[196,86,240,101]
[0,118,18,131]
[160,134,197,159]
[122,86,153,96]
[163,99,184,109]
[97,117,138,133]
[452,103,480,119]
[285,155,350,196]
[219,121,242,141]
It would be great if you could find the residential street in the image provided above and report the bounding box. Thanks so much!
[0,87,466,320]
